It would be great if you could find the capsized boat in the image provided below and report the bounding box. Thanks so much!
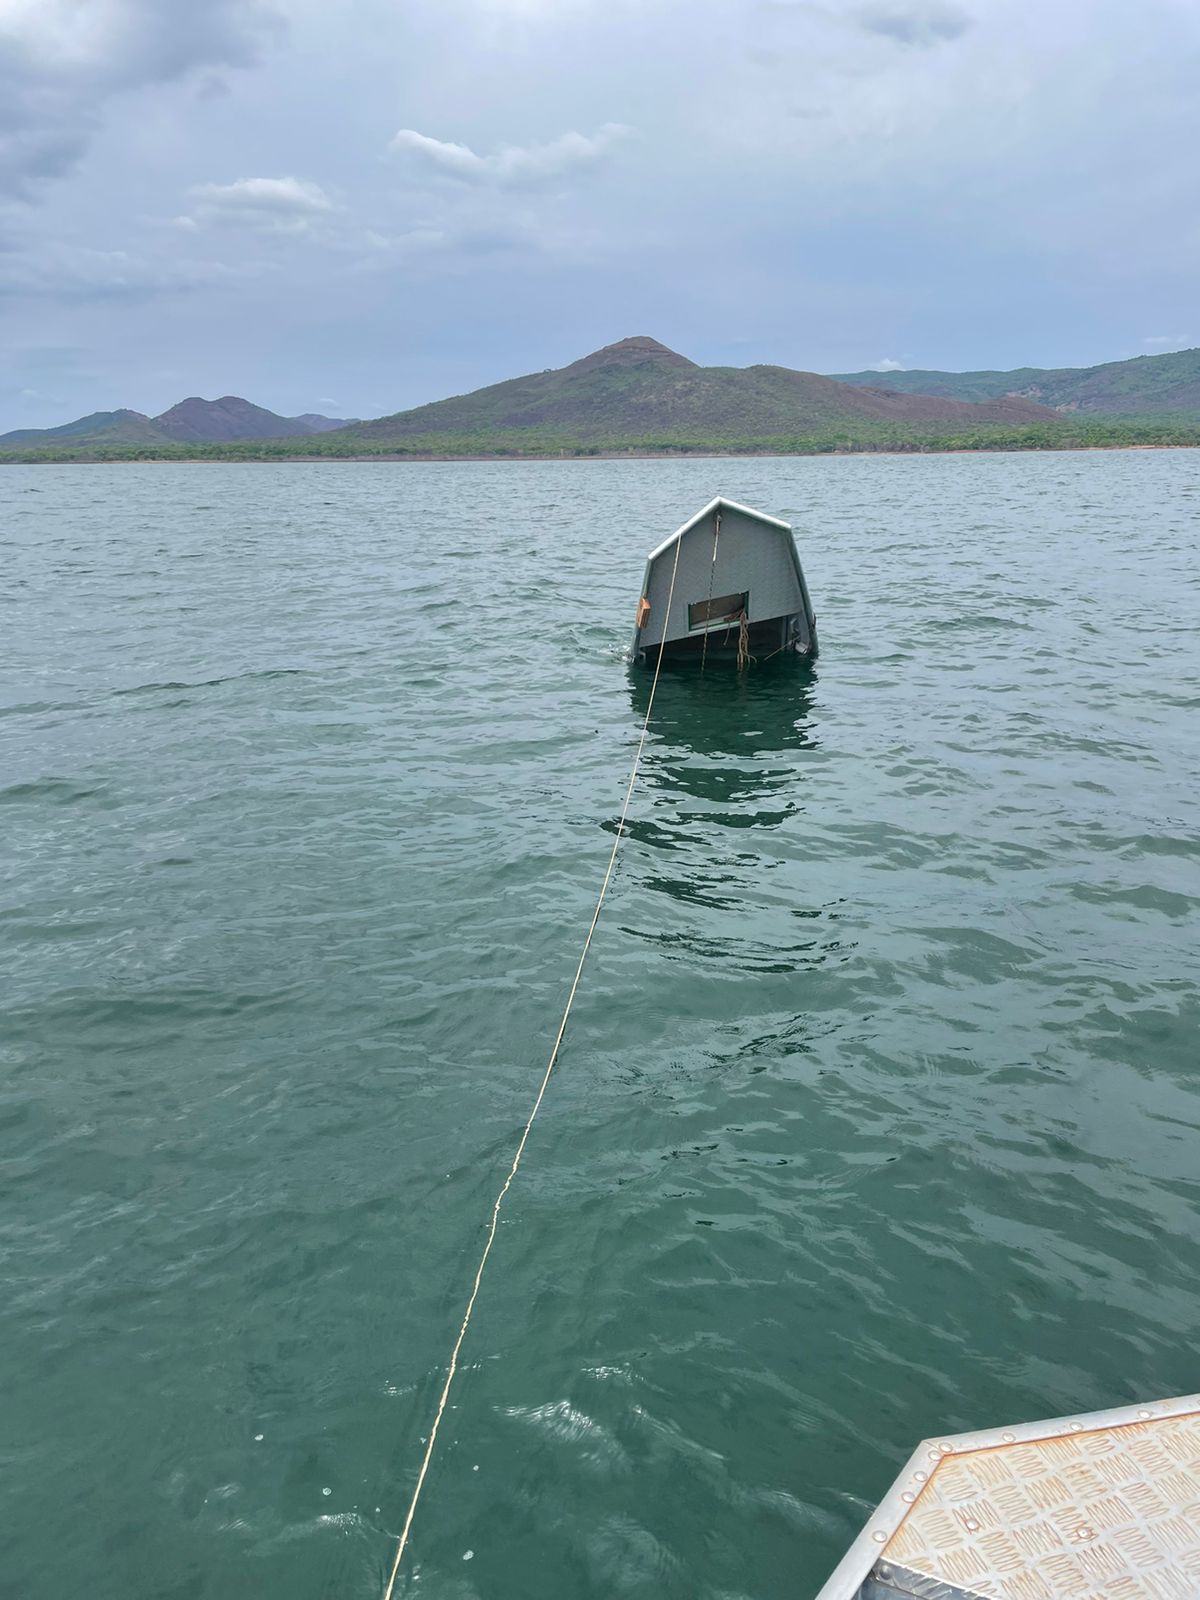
[816,1391,1200,1599]
[630,496,817,666]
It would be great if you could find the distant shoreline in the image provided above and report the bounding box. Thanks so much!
[2,441,1195,466]
[6,336,1198,462]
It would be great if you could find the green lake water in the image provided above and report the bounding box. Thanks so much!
[3,452,1198,1599]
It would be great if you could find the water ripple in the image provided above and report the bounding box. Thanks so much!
[1,452,1198,1600]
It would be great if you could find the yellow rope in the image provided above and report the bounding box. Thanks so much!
[380,530,685,1600]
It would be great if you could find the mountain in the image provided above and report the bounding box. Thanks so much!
[0,398,355,448]
[9,337,1200,462]
[832,346,1200,414]
[152,396,356,442]
[290,413,355,435]
[338,335,1056,447]
[0,409,166,446]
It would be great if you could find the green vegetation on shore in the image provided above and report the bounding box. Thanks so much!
[3,414,1198,463]
[5,336,1200,463]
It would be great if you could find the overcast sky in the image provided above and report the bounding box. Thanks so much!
[1,0,1198,427]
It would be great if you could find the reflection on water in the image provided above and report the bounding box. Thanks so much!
[619,661,830,974]
[627,658,818,823]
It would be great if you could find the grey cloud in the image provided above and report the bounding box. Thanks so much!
[0,0,283,196]
[0,245,269,300]
[0,343,92,369]
[356,225,450,258]
[855,1,971,46]
[86,1,283,89]
[389,124,630,188]
[2,0,1197,430]
[353,202,617,273]
[180,176,334,233]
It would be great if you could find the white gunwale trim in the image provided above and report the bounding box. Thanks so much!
[644,495,791,562]
[814,1392,1200,1600]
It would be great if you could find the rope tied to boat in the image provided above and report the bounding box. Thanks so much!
[699,506,721,675]
[380,530,685,1600]
[736,610,755,673]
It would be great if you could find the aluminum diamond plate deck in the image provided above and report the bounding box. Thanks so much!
[816,1394,1200,1600]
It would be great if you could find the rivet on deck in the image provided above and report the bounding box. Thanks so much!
[814,1394,1200,1600]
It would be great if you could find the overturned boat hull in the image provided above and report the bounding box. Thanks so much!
[630,497,818,667]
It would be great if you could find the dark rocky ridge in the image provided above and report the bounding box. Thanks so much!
[0,398,356,448]
[344,335,1057,444]
[154,396,338,443]
[833,345,1200,414]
